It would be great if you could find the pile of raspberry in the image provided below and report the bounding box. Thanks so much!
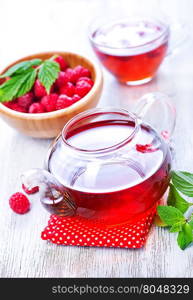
[4,56,94,113]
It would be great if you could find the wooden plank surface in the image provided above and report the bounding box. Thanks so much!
[0,0,193,278]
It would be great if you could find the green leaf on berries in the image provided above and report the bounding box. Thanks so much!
[0,59,42,78]
[0,69,36,102]
[15,68,37,97]
[177,223,193,250]
[172,171,193,197]
[157,205,185,226]
[38,60,59,93]
[167,183,191,213]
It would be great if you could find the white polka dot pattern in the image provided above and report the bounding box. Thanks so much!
[41,207,156,249]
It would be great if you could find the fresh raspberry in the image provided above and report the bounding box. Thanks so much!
[3,100,27,113]
[9,192,30,214]
[22,183,39,195]
[34,79,47,98]
[77,77,94,86]
[40,93,58,112]
[54,56,68,71]
[55,71,68,88]
[17,92,33,110]
[56,95,74,110]
[10,103,27,113]
[72,94,81,102]
[73,65,91,80]
[59,82,75,97]
[3,100,16,109]
[29,102,45,113]
[64,68,77,83]
[75,81,92,97]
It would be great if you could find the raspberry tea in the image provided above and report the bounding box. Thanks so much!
[22,94,175,227]
[89,17,169,85]
[46,109,171,226]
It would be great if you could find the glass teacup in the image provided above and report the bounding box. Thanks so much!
[89,15,186,85]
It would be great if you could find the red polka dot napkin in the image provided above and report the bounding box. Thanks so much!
[41,206,156,249]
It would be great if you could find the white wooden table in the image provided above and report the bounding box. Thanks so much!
[0,0,193,278]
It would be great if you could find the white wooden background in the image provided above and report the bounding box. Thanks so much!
[0,0,193,278]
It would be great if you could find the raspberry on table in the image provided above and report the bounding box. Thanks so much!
[56,95,74,110]
[34,79,47,98]
[59,82,75,97]
[40,94,58,112]
[17,92,33,110]
[54,56,68,71]
[22,184,39,195]
[9,192,30,214]
[75,81,92,97]
[29,102,45,113]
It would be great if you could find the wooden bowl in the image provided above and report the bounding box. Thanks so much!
[0,52,103,138]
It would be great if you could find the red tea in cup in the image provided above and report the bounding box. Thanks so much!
[89,18,169,85]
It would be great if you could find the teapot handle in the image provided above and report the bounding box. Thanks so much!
[21,168,77,216]
[133,92,176,142]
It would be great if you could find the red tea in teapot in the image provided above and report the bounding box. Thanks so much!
[90,18,169,84]
[48,118,171,226]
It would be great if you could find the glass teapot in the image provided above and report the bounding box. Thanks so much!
[22,92,176,226]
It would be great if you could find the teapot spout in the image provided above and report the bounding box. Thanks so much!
[21,168,77,217]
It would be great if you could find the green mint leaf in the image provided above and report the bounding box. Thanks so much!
[0,69,35,102]
[154,215,168,227]
[49,54,59,61]
[157,205,185,226]
[16,68,37,97]
[177,223,193,250]
[38,60,59,93]
[0,73,29,102]
[188,220,193,230]
[188,215,193,229]
[169,222,183,232]
[167,183,191,213]
[0,59,42,78]
[172,171,193,197]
